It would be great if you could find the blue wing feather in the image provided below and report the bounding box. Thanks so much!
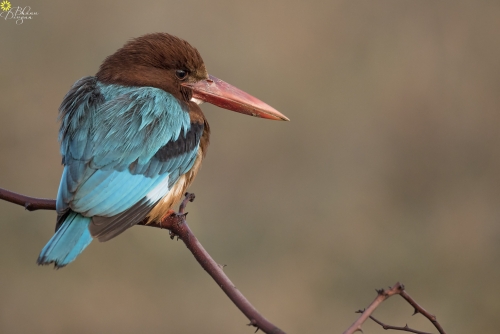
[75,172,145,215]
[88,174,158,216]
[110,174,169,214]
[72,170,117,202]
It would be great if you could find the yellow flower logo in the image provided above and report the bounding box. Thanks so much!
[0,0,11,11]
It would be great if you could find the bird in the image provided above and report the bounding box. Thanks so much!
[37,33,288,268]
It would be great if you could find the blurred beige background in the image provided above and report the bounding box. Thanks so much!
[1,0,499,333]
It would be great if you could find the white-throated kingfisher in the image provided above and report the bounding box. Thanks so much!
[37,33,288,268]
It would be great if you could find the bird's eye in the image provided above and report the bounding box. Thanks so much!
[175,70,189,80]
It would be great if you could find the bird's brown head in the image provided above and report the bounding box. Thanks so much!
[97,33,289,121]
[96,33,208,102]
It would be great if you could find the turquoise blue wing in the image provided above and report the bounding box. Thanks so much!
[56,77,203,241]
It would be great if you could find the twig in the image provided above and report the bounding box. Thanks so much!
[0,187,285,334]
[0,187,56,211]
[367,315,431,334]
[343,282,446,334]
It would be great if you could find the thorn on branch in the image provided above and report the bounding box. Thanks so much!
[185,192,195,202]
[247,320,260,333]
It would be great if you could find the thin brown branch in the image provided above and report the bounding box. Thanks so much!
[0,187,285,334]
[399,290,446,334]
[0,187,56,211]
[343,282,404,334]
[0,187,177,230]
[367,315,432,334]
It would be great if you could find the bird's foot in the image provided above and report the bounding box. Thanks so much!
[166,211,188,240]
[162,193,195,239]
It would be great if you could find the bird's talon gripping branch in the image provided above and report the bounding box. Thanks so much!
[164,213,184,239]
[169,230,180,240]
[159,192,196,238]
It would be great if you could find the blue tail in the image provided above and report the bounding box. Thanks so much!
[37,212,93,268]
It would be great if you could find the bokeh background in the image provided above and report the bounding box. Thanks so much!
[1,0,499,333]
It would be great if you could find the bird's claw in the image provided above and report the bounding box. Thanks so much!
[163,193,195,239]
[166,211,188,240]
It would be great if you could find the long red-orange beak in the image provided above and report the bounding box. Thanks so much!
[181,75,289,121]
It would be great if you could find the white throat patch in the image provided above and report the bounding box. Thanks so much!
[190,97,204,105]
